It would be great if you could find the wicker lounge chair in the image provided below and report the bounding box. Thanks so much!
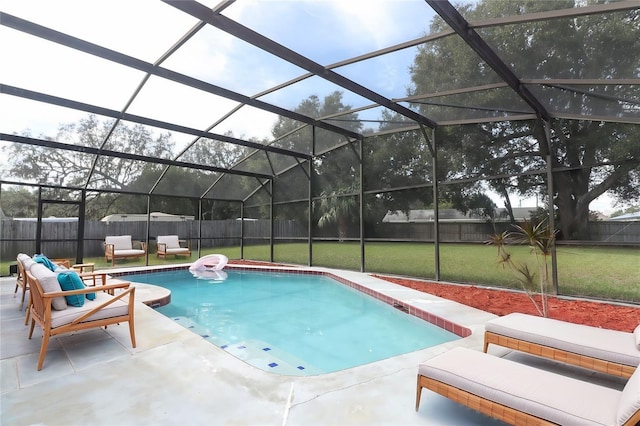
[156,235,191,259]
[416,347,640,426]
[484,313,640,378]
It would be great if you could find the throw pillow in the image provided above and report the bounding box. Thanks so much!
[33,254,57,272]
[57,272,87,307]
[30,264,67,310]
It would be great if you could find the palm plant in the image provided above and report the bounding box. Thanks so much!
[316,187,358,242]
[487,220,556,317]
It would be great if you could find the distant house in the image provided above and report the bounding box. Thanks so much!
[12,216,78,222]
[608,212,640,221]
[100,212,194,223]
[381,208,536,223]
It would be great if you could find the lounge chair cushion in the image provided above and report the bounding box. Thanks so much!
[157,235,189,255]
[617,365,640,425]
[486,313,640,367]
[30,263,67,310]
[106,235,133,251]
[419,347,622,425]
[634,324,640,350]
[112,249,146,256]
[49,293,130,329]
[157,235,181,249]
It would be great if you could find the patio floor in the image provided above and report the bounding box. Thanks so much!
[0,266,625,425]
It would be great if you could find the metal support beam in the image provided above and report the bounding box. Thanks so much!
[426,0,550,121]
[1,133,272,179]
[543,120,559,294]
[240,201,245,260]
[359,138,365,273]
[36,188,43,254]
[430,129,440,281]
[0,85,310,162]
[163,1,437,129]
[0,12,360,141]
[269,180,274,262]
[77,190,86,264]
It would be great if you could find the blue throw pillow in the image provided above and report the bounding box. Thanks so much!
[86,285,96,301]
[57,272,87,307]
[34,254,57,272]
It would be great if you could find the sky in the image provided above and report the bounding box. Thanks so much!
[0,0,632,214]
[0,0,433,144]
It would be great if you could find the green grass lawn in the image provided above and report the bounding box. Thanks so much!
[3,242,638,303]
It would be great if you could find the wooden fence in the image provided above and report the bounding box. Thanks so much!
[2,219,638,262]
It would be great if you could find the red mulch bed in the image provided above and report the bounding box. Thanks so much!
[374,275,640,332]
[228,261,640,332]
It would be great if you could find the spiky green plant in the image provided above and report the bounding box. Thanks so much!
[486,220,556,317]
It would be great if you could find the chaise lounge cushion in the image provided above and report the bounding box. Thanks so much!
[419,347,631,425]
[618,363,640,425]
[486,313,640,367]
[30,263,67,311]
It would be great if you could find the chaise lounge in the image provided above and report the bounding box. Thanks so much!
[484,313,640,378]
[104,235,147,266]
[156,235,191,259]
[416,347,640,426]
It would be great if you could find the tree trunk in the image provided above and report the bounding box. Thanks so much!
[553,169,591,240]
[337,215,347,242]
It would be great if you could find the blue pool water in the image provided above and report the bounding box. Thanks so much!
[127,269,459,376]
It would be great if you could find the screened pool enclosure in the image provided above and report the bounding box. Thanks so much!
[1,1,639,302]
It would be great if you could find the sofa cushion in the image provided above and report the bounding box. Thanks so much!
[49,293,129,328]
[17,253,31,265]
[57,272,86,307]
[105,235,133,250]
[21,257,37,272]
[30,264,67,310]
[634,324,640,350]
[617,364,640,425]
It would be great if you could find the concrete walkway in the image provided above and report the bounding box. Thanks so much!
[0,266,623,425]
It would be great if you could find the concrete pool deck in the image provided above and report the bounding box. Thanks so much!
[0,265,626,425]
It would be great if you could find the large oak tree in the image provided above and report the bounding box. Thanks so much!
[410,0,640,238]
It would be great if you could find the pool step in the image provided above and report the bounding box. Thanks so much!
[220,338,324,376]
[169,316,323,375]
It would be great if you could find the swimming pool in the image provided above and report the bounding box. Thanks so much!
[127,269,459,376]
